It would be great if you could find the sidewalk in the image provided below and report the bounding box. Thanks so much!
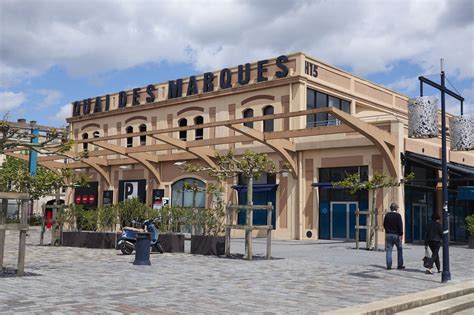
[1,228,473,313]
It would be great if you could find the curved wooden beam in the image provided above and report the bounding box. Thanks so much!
[61,152,112,187]
[151,134,217,169]
[92,141,161,184]
[5,152,63,173]
[328,107,398,177]
[227,124,297,177]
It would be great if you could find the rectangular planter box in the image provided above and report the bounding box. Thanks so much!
[62,231,120,249]
[469,235,474,249]
[191,235,225,256]
[153,234,185,253]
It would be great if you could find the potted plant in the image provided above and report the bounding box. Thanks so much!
[190,183,226,256]
[155,205,186,253]
[465,214,474,249]
[61,204,121,249]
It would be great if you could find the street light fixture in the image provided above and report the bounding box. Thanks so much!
[410,59,466,283]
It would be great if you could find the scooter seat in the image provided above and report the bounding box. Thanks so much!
[123,227,142,232]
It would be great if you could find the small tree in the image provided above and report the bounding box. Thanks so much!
[0,156,90,200]
[0,116,72,156]
[184,150,285,207]
[333,172,414,249]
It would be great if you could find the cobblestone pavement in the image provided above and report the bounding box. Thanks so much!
[1,228,473,314]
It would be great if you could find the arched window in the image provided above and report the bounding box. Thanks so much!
[139,124,146,146]
[126,126,133,147]
[171,178,206,208]
[194,116,203,140]
[179,118,187,141]
[243,108,253,128]
[263,105,274,132]
[82,133,88,151]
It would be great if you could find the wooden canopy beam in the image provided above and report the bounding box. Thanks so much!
[227,124,297,177]
[92,141,161,184]
[60,152,112,187]
[327,107,398,177]
[5,152,64,173]
[151,134,217,169]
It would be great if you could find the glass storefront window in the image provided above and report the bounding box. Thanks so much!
[306,88,350,128]
[171,178,206,208]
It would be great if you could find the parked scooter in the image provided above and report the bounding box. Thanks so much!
[117,219,164,255]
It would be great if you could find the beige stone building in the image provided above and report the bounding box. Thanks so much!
[36,52,473,243]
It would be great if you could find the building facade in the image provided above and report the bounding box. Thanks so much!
[48,52,473,243]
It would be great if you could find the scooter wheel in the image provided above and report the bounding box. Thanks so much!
[121,245,134,255]
[156,243,164,254]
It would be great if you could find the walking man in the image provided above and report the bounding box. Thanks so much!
[383,203,405,270]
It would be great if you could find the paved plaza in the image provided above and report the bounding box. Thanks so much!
[1,228,473,314]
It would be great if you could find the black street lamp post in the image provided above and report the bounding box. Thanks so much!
[418,62,464,283]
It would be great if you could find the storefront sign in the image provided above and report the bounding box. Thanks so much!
[118,179,146,203]
[103,190,113,206]
[152,189,168,210]
[305,61,318,78]
[72,55,290,117]
[74,182,99,209]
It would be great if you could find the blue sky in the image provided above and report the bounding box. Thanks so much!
[1,0,473,127]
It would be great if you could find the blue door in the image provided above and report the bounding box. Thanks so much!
[413,203,428,241]
[238,190,276,228]
[331,202,358,239]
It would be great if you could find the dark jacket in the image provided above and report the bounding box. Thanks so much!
[425,220,443,244]
[383,211,403,236]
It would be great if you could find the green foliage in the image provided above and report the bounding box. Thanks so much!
[0,156,90,199]
[333,172,415,194]
[28,214,43,226]
[79,209,98,231]
[155,205,188,234]
[465,214,474,236]
[183,150,282,182]
[0,115,72,155]
[97,206,118,232]
[114,198,154,228]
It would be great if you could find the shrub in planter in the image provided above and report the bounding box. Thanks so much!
[154,205,187,253]
[114,198,154,229]
[62,231,121,248]
[465,214,474,249]
[189,184,226,256]
[97,206,118,232]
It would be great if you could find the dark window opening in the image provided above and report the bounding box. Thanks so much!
[179,118,187,141]
[82,133,88,151]
[194,116,204,140]
[126,126,133,147]
[243,109,254,128]
[139,124,146,146]
[263,105,274,132]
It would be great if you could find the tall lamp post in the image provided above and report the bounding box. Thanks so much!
[417,60,465,283]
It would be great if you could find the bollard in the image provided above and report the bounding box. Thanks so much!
[133,232,151,265]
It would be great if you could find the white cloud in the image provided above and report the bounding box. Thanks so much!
[37,89,62,108]
[0,0,472,87]
[55,103,71,122]
[0,91,27,113]
[386,76,420,94]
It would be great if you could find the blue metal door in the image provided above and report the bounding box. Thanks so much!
[413,203,427,241]
[238,190,276,228]
[331,202,358,239]
[331,203,347,239]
